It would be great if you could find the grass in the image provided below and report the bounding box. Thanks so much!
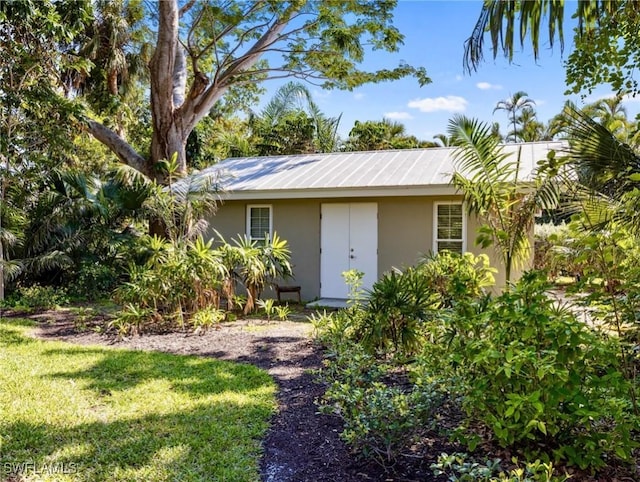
[0,318,276,481]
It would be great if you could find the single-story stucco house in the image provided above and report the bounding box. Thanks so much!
[199,141,564,301]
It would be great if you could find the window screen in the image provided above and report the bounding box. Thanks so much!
[248,206,271,241]
[435,203,464,254]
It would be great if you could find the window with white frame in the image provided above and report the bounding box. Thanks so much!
[433,202,465,254]
[247,205,272,242]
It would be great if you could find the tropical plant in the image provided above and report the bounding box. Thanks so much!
[424,272,636,469]
[344,118,427,151]
[191,306,226,333]
[516,107,547,142]
[448,115,560,283]
[417,251,496,307]
[584,95,629,138]
[18,167,150,292]
[493,91,536,143]
[232,232,292,314]
[274,304,290,321]
[251,81,342,154]
[114,234,228,332]
[257,298,276,320]
[362,268,438,355]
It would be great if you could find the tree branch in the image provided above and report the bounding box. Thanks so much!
[86,120,147,173]
[179,0,197,17]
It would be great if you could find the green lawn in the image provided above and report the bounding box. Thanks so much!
[0,319,276,481]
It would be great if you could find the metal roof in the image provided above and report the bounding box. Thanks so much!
[195,141,567,200]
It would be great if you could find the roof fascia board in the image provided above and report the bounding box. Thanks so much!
[221,185,459,200]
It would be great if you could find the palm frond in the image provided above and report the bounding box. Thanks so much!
[1,259,23,282]
[565,106,640,196]
[24,251,74,274]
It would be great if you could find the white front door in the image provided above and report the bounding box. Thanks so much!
[320,203,378,298]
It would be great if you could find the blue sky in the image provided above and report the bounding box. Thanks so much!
[260,1,640,141]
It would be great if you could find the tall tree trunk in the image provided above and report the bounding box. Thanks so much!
[150,117,187,178]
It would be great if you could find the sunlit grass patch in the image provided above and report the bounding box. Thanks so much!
[0,319,276,481]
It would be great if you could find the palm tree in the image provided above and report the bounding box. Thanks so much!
[65,0,151,138]
[516,107,546,142]
[252,82,341,154]
[545,100,580,140]
[493,91,536,143]
[448,115,559,283]
[584,95,630,141]
[433,133,455,147]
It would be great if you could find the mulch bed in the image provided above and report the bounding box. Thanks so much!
[3,307,638,481]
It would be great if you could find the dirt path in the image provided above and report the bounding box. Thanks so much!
[27,313,389,481]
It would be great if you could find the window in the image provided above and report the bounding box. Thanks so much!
[433,202,465,254]
[247,205,272,242]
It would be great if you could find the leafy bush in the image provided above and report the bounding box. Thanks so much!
[423,272,636,469]
[533,222,568,272]
[11,284,69,309]
[354,253,494,356]
[67,261,120,300]
[275,304,290,320]
[417,251,496,307]
[192,306,226,333]
[319,341,443,467]
[110,303,153,337]
[431,452,569,482]
[114,235,226,333]
[362,267,438,355]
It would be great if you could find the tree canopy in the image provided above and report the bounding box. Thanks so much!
[3,0,430,180]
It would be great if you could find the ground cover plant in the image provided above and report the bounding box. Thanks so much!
[0,318,276,482]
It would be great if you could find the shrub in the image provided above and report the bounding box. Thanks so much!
[425,272,637,469]
[431,452,570,482]
[533,222,568,272]
[67,261,120,300]
[417,251,496,307]
[319,341,443,467]
[362,267,438,355]
[11,284,69,310]
[355,253,494,356]
[191,306,226,333]
[114,235,226,333]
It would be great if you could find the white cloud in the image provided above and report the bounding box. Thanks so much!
[476,81,502,90]
[408,95,468,113]
[353,92,365,100]
[384,111,413,120]
[534,99,546,106]
[455,74,463,82]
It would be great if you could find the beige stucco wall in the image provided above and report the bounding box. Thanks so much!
[207,199,320,300]
[207,196,533,300]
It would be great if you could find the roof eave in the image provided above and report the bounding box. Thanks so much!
[220,184,460,201]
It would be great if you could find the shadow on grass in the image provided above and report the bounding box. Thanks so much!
[0,322,276,482]
[2,402,271,481]
[44,346,270,397]
[0,318,36,345]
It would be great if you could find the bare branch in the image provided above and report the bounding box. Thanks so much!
[179,0,197,17]
[86,120,147,173]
